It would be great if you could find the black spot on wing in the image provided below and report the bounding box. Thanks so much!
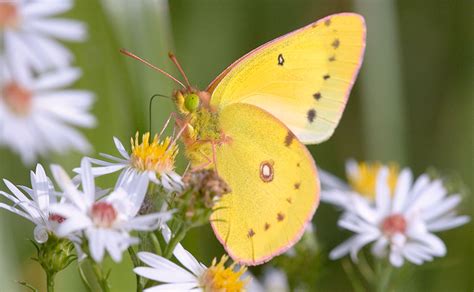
[284,131,295,147]
[313,92,321,100]
[307,109,316,123]
[278,54,285,66]
[332,38,340,49]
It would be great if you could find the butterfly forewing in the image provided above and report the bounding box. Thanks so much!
[209,13,366,144]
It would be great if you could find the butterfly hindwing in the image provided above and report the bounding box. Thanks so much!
[208,13,366,144]
[210,103,319,265]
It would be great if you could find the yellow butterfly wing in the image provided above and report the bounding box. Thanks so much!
[208,13,366,144]
[210,103,319,265]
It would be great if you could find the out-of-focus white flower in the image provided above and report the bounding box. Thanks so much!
[0,0,86,75]
[320,159,399,210]
[80,133,182,193]
[0,59,95,164]
[49,158,172,263]
[247,268,289,292]
[328,166,470,267]
[134,243,248,292]
[0,164,65,243]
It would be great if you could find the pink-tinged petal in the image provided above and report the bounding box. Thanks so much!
[375,168,391,217]
[87,229,106,262]
[113,137,130,159]
[5,31,47,78]
[123,212,172,231]
[409,180,446,212]
[173,243,206,277]
[329,236,358,260]
[118,172,149,216]
[319,168,350,191]
[403,243,433,264]
[22,33,73,69]
[21,1,73,18]
[422,195,462,222]
[80,158,95,204]
[31,164,50,211]
[91,165,127,176]
[135,253,197,283]
[99,153,129,163]
[105,231,125,263]
[389,250,404,267]
[55,215,91,237]
[352,194,378,224]
[25,19,87,42]
[426,215,470,232]
[3,180,40,218]
[32,67,80,91]
[144,283,200,292]
[371,237,389,257]
[392,168,412,213]
[50,165,88,211]
[349,233,379,262]
[0,203,33,222]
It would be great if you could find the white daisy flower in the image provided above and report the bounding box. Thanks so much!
[0,164,65,243]
[329,166,470,267]
[134,244,248,291]
[80,132,183,193]
[0,0,86,75]
[49,158,173,263]
[0,58,95,164]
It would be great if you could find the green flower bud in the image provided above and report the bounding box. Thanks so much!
[34,234,76,276]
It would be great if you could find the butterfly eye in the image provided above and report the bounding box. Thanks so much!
[184,93,200,112]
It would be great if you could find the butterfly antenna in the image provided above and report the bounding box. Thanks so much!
[168,52,192,89]
[120,49,186,89]
[148,94,172,133]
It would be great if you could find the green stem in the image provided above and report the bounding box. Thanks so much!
[46,272,55,292]
[163,224,189,259]
[128,247,143,292]
[91,260,111,292]
[150,231,162,256]
[374,260,393,292]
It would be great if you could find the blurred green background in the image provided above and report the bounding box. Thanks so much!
[0,0,472,291]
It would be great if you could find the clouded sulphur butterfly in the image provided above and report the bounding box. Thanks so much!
[123,13,366,265]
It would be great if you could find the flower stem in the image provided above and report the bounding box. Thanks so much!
[374,260,393,292]
[46,272,56,292]
[163,224,189,259]
[90,260,111,292]
[128,247,143,292]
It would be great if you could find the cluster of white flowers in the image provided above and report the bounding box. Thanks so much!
[0,0,95,164]
[0,157,173,262]
[321,160,470,267]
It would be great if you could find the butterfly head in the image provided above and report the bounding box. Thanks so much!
[174,89,212,115]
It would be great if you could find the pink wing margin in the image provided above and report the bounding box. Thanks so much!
[206,12,367,96]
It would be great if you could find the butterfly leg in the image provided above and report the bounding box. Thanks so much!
[191,149,213,171]
[158,112,179,137]
[211,140,219,176]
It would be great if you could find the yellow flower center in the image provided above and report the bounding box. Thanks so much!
[130,132,178,175]
[200,255,248,292]
[347,161,399,200]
